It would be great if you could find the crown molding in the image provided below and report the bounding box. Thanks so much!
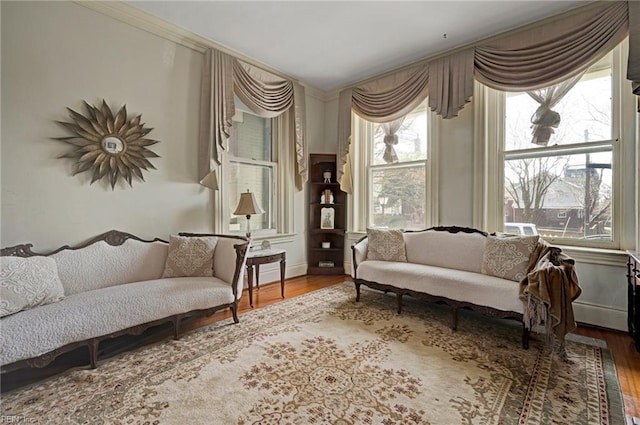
[75,0,328,97]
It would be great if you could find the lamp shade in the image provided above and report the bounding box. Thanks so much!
[233,191,265,216]
[199,169,218,190]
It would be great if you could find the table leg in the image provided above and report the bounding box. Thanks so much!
[247,264,254,308]
[280,258,286,299]
[255,264,260,289]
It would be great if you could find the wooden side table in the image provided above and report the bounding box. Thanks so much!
[246,247,286,307]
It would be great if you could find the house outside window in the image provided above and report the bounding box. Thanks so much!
[351,100,436,232]
[478,41,631,249]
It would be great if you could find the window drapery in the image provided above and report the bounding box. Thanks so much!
[474,1,628,91]
[628,1,640,97]
[527,72,585,146]
[198,49,234,179]
[427,48,475,119]
[381,117,405,164]
[199,48,308,190]
[338,1,635,192]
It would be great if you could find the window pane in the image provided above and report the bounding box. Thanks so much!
[372,103,428,165]
[505,54,612,151]
[371,165,426,230]
[228,162,274,232]
[229,111,272,161]
[504,151,612,240]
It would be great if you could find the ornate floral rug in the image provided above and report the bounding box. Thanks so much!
[1,283,624,424]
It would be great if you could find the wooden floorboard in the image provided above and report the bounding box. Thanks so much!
[2,274,638,420]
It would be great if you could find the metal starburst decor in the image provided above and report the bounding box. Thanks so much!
[54,100,160,189]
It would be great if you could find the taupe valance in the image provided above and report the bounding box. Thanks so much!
[199,48,308,190]
[628,1,640,95]
[338,1,635,191]
[474,1,628,91]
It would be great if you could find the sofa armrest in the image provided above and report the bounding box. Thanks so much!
[178,232,249,301]
[351,236,369,278]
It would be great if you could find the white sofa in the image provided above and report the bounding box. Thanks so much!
[0,230,249,371]
[351,226,564,349]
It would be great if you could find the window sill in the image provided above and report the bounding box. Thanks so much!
[556,245,628,267]
[244,232,296,246]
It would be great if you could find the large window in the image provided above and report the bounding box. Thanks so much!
[227,109,277,235]
[480,43,629,249]
[351,100,435,232]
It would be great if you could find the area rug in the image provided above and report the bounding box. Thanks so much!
[1,283,624,424]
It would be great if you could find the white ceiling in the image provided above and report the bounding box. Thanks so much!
[128,1,589,92]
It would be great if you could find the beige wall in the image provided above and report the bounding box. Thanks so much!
[1,1,322,282]
[1,1,208,250]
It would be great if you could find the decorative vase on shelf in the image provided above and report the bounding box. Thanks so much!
[320,189,334,204]
[323,170,332,183]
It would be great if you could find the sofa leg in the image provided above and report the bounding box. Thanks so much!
[451,307,458,331]
[230,303,240,324]
[355,282,361,302]
[173,315,182,340]
[396,292,403,314]
[88,339,99,369]
[522,324,530,349]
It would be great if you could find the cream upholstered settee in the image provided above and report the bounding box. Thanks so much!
[351,226,581,349]
[0,230,249,371]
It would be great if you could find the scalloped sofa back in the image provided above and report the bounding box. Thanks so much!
[352,227,543,348]
[0,230,249,371]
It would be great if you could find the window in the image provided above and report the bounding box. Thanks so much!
[218,98,295,241]
[478,42,629,249]
[351,100,436,232]
[227,110,276,235]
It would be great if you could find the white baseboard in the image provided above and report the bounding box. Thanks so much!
[573,301,627,331]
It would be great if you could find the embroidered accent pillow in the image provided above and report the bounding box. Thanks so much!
[366,229,407,262]
[481,234,539,282]
[162,235,219,278]
[0,256,65,317]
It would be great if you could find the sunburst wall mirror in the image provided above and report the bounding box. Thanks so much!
[54,100,160,189]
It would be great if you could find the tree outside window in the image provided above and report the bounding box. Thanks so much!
[503,53,614,241]
[369,102,428,230]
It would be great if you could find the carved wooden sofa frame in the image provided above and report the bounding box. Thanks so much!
[351,226,531,349]
[0,230,249,372]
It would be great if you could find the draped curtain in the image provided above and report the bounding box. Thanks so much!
[527,72,584,145]
[199,48,308,190]
[338,1,635,192]
[381,117,405,164]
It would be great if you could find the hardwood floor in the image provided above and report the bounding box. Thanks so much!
[2,274,639,420]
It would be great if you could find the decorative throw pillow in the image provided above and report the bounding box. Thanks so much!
[481,234,539,282]
[366,228,407,262]
[162,235,219,278]
[0,256,65,317]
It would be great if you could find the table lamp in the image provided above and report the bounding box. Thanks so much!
[233,190,265,239]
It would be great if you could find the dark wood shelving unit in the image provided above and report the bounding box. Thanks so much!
[307,153,346,275]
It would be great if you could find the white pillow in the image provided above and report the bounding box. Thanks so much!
[481,234,539,282]
[0,256,65,317]
[162,235,219,278]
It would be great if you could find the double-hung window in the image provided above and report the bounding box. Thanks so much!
[351,100,435,231]
[226,108,277,236]
[479,41,630,249]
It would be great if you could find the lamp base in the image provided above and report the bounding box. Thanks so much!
[245,214,252,240]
